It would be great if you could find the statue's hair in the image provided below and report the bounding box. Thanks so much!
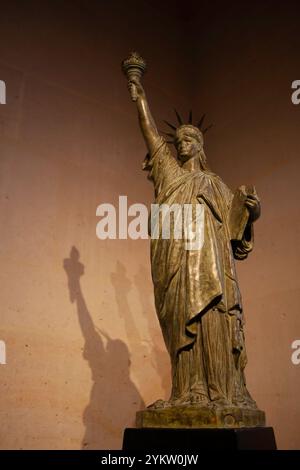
[162,110,212,170]
[163,110,213,143]
[175,125,203,145]
[175,125,209,170]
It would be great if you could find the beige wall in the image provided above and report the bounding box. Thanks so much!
[0,0,189,450]
[0,0,299,450]
[191,1,300,449]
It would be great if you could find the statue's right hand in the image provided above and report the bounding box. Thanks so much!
[128,78,145,102]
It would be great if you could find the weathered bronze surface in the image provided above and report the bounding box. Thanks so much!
[123,53,263,428]
[136,406,265,429]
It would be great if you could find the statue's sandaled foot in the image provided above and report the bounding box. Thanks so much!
[147,399,171,409]
[189,392,210,406]
[211,398,232,409]
[233,391,257,409]
[170,392,210,407]
[170,393,191,406]
[236,397,257,409]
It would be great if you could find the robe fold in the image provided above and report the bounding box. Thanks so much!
[143,137,254,403]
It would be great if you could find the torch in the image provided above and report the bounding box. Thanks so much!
[121,52,147,102]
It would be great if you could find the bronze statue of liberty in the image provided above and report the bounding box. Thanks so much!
[122,53,264,427]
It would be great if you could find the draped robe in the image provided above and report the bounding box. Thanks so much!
[143,138,255,405]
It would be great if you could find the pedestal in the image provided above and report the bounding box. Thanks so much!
[122,427,277,450]
[136,405,265,428]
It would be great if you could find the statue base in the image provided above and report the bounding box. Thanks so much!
[122,426,276,450]
[136,405,265,428]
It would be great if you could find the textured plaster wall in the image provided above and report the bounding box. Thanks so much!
[191,1,300,450]
[0,0,299,450]
[0,0,191,449]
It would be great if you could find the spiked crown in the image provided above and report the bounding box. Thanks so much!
[162,110,213,145]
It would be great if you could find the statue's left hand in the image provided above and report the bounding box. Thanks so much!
[245,194,261,222]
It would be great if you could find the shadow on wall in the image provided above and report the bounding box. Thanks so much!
[110,261,171,401]
[63,247,145,450]
[133,265,171,397]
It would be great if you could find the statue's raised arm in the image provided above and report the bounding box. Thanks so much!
[120,55,266,432]
[122,52,160,155]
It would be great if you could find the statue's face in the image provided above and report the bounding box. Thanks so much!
[175,128,202,163]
